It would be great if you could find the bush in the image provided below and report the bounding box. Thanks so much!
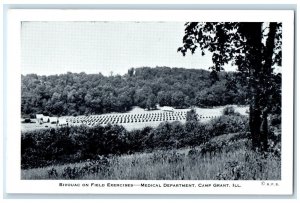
[222,106,240,116]
[186,108,198,122]
[205,115,249,138]
[21,114,249,169]
[270,114,281,126]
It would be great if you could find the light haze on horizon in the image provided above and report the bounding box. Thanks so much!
[21,21,239,76]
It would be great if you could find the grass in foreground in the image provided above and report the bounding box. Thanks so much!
[21,133,281,180]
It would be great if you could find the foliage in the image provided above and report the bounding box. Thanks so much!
[21,115,248,169]
[222,106,240,116]
[178,22,282,150]
[186,108,199,122]
[22,133,280,180]
[21,67,249,117]
[205,115,249,139]
[178,22,281,72]
[216,142,281,180]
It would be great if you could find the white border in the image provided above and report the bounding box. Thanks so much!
[5,9,294,195]
[1,0,297,4]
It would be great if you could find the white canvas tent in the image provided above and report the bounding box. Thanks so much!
[36,114,44,124]
[58,118,68,126]
[49,117,58,124]
[160,106,174,112]
[35,114,51,123]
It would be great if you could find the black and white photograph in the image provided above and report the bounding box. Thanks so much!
[5,9,294,195]
[20,20,282,181]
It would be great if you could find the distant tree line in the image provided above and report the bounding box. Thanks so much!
[21,113,249,169]
[22,66,249,117]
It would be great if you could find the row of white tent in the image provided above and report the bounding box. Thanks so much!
[36,112,219,126]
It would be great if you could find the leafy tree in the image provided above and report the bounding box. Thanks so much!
[171,90,186,108]
[133,85,153,108]
[146,93,157,110]
[222,106,240,116]
[21,68,250,117]
[178,22,282,150]
[157,90,172,106]
[186,108,198,122]
[128,68,135,77]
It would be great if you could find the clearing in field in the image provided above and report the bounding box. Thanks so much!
[21,105,249,131]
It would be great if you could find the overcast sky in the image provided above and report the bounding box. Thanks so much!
[21,21,237,76]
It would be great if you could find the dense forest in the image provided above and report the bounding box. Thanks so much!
[21,66,250,117]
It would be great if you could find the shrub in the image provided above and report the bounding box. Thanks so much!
[21,114,249,169]
[222,106,240,116]
[186,108,198,122]
[205,115,249,138]
[270,114,281,127]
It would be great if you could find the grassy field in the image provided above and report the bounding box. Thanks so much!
[21,132,280,180]
[21,121,58,132]
[21,105,249,132]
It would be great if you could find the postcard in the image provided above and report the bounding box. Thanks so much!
[5,9,294,195]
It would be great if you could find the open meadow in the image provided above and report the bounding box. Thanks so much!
[22,105,249,132]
